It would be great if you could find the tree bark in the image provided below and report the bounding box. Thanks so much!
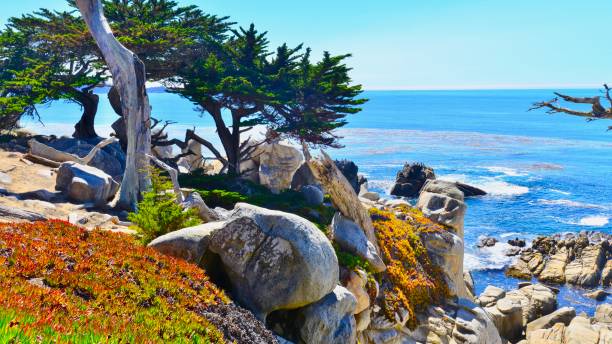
[75,0,151,211]
[107,85,128,150]
[73,90,100,139]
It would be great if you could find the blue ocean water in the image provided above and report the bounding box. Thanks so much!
[24,89,612,313]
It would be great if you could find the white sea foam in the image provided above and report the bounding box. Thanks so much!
[537,199,605,209]
[485,166,527,177]
[499,232,522,239]
[464,242,515,271]
[439,174,529,197]
[366,179,396,193]
[550,189,572,195]
[478,180,529,196]
[577,216,609,227]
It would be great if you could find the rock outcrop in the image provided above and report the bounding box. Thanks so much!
[305,150,380,252]
[417,179,468,298]
[331,213,386,272]
[208,203,338,320]
[417,180,467,234]
[294,286,357,344]
[334,159,361,194]
[390,163,435,197]
[259,142,303,194]
[56,162,119,205]
[506,232,611,288]
[150,203,339,322]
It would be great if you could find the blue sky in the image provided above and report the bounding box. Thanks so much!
[2,0,612,90]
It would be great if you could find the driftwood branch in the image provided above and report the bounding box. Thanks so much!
[28,137,118,166]
[147,154,183,203]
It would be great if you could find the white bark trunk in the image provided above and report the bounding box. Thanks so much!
[75,0,151,210]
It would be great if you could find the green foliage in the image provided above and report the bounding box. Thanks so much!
[0,220,228,342]
[179,172,335,232]
[129,168,202,244]
[334,245,371,273]
[197,189,248,209]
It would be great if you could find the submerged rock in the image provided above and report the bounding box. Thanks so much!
[477,236,498,248]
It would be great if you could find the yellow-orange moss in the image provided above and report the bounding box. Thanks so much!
[0,220,228,343]
[371,206,449,329]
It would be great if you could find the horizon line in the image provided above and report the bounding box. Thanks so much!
[362,83,605,91]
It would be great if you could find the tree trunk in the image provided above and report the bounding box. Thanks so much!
[229,112,242,175]
[73,90,100,139]
[107,85,128,150]
[206,105,238,175]
[75,0,151,211]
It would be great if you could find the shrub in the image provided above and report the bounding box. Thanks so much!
[129,168,202,244]
[197,189,248,209]
[371,206,449,329]
[180,172,335,233]
[0,220,228,342]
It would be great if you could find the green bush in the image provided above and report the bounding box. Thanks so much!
[129,169,202,244]
[179,172,335,233]
[198,189,248,209]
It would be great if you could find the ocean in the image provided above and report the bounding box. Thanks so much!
[23,89,612,314]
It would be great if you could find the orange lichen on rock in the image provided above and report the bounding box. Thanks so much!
[0,220,228,342]
[371,206,449,329]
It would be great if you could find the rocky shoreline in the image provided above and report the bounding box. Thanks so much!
[0,131,610,344]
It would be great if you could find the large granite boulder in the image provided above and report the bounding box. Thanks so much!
[564,244,606,287]
[208,203,338,319]
[55,162,119,206]
[505,284,557,325]
[420,229,467,298]
[334,159,360,194]
[294,286,357,344]
[538,247,570,284]
[331,213,386,272]
[291,162,318,191]
[417,180,467,234]
[478,285,506,307]
[390,163,435,197]
[47,137,125,180]
[259,142,303,194]
[484,296,523,342]
[525,306,576,335]
[148,222,223,265]
[417,180,468,298]
[452,299,503,344]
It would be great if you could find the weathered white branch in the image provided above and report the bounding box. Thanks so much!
[28,137,117,166]
[305,148,380,255]
[146,154,183,203]
[75,0,152,211]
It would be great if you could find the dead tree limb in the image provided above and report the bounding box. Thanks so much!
[75,0,152,211]
[147,154,183,203]
[28,137,118,166]
[530,85,612,123]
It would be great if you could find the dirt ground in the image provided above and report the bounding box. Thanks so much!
[0,149,134,234]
